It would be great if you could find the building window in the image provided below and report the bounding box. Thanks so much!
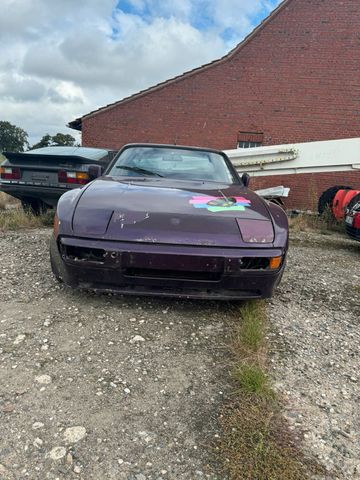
[237,131,264,149]
[238,140,262,148]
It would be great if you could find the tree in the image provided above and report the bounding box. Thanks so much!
[51,133,77,146]
[0,121,29,152]
[30,132,77,150]
[30,134,52,150]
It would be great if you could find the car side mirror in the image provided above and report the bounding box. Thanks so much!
[241,172,250,187]
[88,165,103,180]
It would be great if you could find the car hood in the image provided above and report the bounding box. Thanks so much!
[71,178,273,247]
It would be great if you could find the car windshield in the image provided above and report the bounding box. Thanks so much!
[107,146,238,183]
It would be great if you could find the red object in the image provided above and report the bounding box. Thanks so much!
[57,170,67,183]
[0,167,21,180]
[332,189,360,220]
[58,170,89,185]
[353,213,360,229]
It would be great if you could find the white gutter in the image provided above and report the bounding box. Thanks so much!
[225,137,360,176]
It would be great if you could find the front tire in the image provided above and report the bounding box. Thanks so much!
[49,234,63,283]
[318,185,352,216]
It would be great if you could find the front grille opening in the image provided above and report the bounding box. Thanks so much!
[123,267,222,281]
[62,245,106,263]
[241,257,270,269]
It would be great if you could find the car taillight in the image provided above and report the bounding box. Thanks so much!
[353,213,360,229]
[0,166,21,180]
[58,170,89,185]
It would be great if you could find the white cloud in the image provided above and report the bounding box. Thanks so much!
[0,74,46,102]
[0,0,281,145]
[48,81,85,104]
[210,0,273,27]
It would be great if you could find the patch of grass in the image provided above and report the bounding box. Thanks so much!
[233,364,273,398]
[288,213,321,232]
[0,208,54,231]
[288,210,344,234]
[233,301,266,355]
[217,301,325,479]
[0,194,5,210]
[219,397,322,480]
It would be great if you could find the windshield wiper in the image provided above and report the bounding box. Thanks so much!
[116,165,163,177]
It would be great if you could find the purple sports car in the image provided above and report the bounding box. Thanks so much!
[50,144,288,299]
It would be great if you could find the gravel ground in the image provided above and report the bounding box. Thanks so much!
[0,228,359,479]
[0,230,233,480]
[269,231,360,479]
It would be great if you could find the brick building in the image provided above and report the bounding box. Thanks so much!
[69,0,360,209]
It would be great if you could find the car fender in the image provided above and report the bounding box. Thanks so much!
[266,201,289,249]
[57,183,93,235]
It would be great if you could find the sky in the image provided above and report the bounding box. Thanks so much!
[0,0,281,146]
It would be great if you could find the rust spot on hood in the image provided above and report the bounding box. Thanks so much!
[113,211,150,229]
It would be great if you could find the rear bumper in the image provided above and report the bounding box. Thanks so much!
[50,235,287,300]
[0,182,74,207]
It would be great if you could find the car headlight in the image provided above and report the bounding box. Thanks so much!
[236,219,274,243]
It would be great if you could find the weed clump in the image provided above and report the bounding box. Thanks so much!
[217,301,325,479]
[0,208,53,231]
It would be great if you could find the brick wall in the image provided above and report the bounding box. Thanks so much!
[80,0,360,209]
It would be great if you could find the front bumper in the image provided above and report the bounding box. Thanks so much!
[50,236,287,300]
